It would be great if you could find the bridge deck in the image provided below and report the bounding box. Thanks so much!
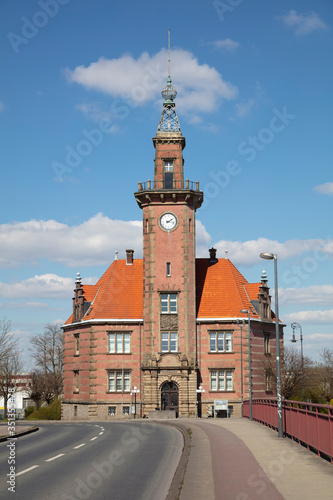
[178,417,333,500]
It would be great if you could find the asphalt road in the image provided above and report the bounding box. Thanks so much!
[0,421,183,500]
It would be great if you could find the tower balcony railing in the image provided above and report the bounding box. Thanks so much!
[137,179,201,191]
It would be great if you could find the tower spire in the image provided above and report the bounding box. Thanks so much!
[157,29,181,133]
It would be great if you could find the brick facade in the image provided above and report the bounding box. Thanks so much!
[62,93,284,421]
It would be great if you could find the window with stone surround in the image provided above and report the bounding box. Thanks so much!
[210,370,233,391]
[108,332,130,354]
[161,293,177,314]
[265,370,272,392]
[122,406,130,415]
[108,406,116,415]
[209,331,232,352]
[161,332,178,352]
[108,370,130,392]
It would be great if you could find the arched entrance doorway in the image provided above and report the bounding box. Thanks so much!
[161,382,178,416]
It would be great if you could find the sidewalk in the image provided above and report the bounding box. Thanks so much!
[178,418,333,500]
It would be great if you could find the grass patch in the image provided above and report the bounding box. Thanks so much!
[26,399,61,420]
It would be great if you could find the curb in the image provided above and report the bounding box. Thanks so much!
[0,426,39,443]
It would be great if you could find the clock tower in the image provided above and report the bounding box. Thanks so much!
[134,40,203,416]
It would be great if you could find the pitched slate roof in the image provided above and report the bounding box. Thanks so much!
[65,258,261,324]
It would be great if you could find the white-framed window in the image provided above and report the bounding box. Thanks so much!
[108,406,116,416]
[166,262,171,277]
[161,332,178,352]
[210,370,233,391]
[164,160,173,172]
[161,293,177,314]
[108,333,130,354]
[108,371,130,392]
[209,331,232,352]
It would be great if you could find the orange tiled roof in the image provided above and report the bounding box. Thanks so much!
[196,258,260,319]
[65,258,261,324]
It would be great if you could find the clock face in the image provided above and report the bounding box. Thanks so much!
[160,212,177,231]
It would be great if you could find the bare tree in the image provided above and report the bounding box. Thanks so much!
[263,346,313,400]
[315,349,333,402]
[0,319,23,418]
[29,324,63,401]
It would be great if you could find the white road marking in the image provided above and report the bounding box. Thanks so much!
[73,443,86,449]
[99,432,103,435]
[45,453,65,462]
[90,436,98,441]
[16,465,39,476]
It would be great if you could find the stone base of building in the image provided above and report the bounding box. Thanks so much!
[62,399,243,421]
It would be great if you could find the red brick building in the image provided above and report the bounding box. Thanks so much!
[62,72,283,420]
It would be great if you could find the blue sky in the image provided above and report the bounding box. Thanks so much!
[1,0,332,368]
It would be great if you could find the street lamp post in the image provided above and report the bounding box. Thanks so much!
[240,309,252,421]
[196,385,205,418]
[291,322,305,402]
[260,252,284,438]
[132,386,140,419]
[236,319,245,417]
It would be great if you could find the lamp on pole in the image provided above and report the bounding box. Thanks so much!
[260,252,284,438]
[236,319,245,417]
[291,322,305,402]
[132,386,140,419]
[196,385,205,418]
[240,309,252,421]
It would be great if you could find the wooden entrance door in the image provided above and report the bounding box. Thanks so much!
[161,382,178,415]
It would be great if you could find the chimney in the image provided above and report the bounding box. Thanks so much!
[126,249,134,265]
[209,247,218,263]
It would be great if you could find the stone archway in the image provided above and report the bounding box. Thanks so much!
[161,381,179,415]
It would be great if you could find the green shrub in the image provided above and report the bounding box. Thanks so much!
[26,399,61,420]
[24,406,36,419]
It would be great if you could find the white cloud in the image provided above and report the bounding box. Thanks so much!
[314,182,333,195]
[279,285,333,306]
[0,214,143,268]
[0,301,50,309]
[210,237,333,266]
[282,309,333,325]
[235,98,256,117]
[204,38,240,52]
[0,274,75,300]
[65,48,238,115]
[0,215,213,269]
[280,10,328,36]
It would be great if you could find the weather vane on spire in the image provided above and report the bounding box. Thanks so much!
[161,28,177,104]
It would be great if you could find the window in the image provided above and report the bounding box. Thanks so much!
[264,333,270,354]
[122,406,130,415]
[265,370,272,392]
[161,293,177,314]
[210,370,233,391]
[166,262,171,277]
[74,334,79,355]
[161,332,178,352]
[108,333,130,354]
[74,405,77,416]
[164,160,174,188]
[73,371,79,393]
[209,331,232,352]
[108,406,116,416]
[108,371,130,392]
